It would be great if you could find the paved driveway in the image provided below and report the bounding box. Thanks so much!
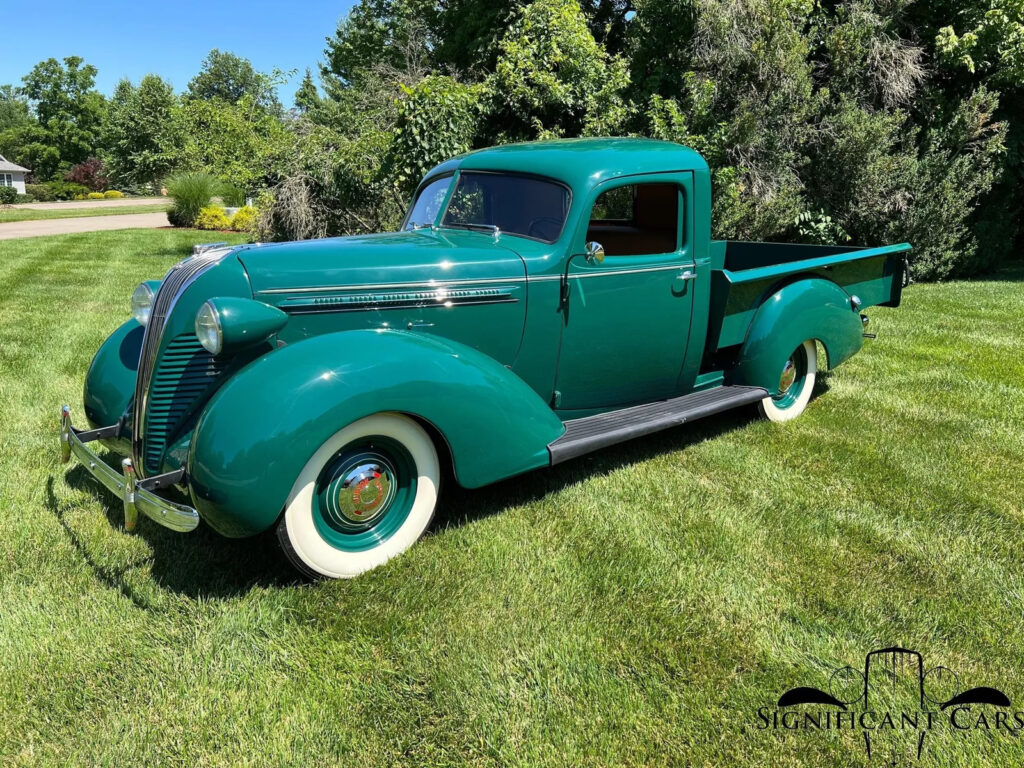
[0,213,170,240]
[12,197,168,211]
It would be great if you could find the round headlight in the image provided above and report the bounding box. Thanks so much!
[131,283,155,326]
[195,301,223,355]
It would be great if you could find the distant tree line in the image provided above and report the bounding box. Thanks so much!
[1,1,1021,280]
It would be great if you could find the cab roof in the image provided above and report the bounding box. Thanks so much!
[424,137,709,193]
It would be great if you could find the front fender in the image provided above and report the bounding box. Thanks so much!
[732,278,862,395]
[188,330,564,537]
[83,319,143,429]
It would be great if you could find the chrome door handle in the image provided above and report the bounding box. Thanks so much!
[678,269,697,281]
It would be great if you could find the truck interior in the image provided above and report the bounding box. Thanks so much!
[586,183,678,256]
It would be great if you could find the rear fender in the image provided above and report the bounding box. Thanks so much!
[188,330,564,537]
[732,278,862,395]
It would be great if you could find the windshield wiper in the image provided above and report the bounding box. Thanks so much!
[443,222,500,236]
[407,221,435,231]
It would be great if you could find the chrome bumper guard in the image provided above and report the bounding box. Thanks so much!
[59,405,200,533]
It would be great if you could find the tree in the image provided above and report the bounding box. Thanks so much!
[20,56,107,176]
[0,124,59,181]
[294,69,322,113]
[0,85,32,132]
[322,0,435,92]
[487,0,630,140]
[105,75,179,188]
[171,95,293,192]
[187,50,282,113]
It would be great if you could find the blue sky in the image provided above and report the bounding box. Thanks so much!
[1,0,355,106]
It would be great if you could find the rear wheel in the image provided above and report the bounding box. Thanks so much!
[758,340,817,422]
[277,413,440,579]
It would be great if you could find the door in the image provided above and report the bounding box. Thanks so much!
[554,174,696,411]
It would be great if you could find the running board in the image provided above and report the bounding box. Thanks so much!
[548,385,768,464]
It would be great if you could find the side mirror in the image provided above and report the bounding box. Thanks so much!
[585,241,605,264]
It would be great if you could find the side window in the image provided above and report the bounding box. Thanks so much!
[587,182,679,256]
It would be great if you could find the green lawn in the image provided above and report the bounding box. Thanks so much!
[1,229,1023,766]
[0,203,170,223]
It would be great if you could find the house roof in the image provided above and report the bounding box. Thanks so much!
[0,154,29,173]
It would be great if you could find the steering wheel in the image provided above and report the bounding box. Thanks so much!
[527,217,562,240]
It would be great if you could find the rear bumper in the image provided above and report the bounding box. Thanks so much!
[59,405,199,533]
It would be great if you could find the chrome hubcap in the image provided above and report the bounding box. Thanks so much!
[779,359,797,394]
[325,457,396,527]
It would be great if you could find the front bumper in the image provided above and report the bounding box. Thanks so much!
[59,405,200,533]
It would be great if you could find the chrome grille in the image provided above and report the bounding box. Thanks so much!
[142,334,230,472]
[131,250,229,475]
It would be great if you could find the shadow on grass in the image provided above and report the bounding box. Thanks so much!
[46,378,831,604]
[46,469,298,607]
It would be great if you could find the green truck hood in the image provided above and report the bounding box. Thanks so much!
[236,229,527,294]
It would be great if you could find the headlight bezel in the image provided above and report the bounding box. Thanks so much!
[195,300,224,355]
[131,282,156,326]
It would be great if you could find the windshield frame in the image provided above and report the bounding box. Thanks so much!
[428,170,573,245]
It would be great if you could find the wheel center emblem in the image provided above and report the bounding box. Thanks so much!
[779,359,797,394]
[351,473,384,515]
[327,458,396,527]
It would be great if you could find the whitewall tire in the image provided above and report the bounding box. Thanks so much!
[277,413,440,579]
[758,340,817,423]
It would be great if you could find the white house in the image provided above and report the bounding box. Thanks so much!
[0,154,29,194]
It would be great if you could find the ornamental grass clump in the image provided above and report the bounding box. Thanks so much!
[166,172,217,228]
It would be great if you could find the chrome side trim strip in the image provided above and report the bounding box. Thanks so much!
[281,287,518,314]
[567,263,693,279]
[258,275,527,295]
[258,264,692,295]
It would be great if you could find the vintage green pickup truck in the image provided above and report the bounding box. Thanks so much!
[60,138,909,578]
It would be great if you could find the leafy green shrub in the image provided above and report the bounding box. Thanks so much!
[166,172,216,228]
[42,181,89,201]
[16,193,34,203]
[0,186,17,205]
[230,205,257,232]
[26,184,54,202]
[793,210,851,245]
[103,190,124,199]
[194,205,231,230]
[218,182,246,207]
[86,192,105,199]
[385,76,483,196]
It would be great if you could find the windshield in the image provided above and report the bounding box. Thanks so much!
[441,172,570,242]
[403,176,451,231]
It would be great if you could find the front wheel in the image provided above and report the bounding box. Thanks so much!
[758,340,817,423]
[277,413,440,579]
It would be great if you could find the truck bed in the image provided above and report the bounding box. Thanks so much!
[708,240,911,351]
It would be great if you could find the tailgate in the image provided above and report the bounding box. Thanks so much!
[711,241,910,350]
